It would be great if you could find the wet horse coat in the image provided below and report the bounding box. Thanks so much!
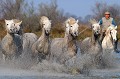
[50,17,79,64]
[1,20,23,60]
[32,16,52,62]
[80,19,103,68]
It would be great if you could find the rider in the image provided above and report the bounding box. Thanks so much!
[99,11,119,53]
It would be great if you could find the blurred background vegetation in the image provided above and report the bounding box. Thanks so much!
[0,0,120,41]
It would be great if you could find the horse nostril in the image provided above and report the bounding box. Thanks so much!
[74,32,76,35]
[46,30,49,34]
[113,39,116,42]
[74,32,78,36]
[96,31,99,34]
[10,29,12,31]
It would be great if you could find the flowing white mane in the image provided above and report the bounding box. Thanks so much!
[107,24,117,31]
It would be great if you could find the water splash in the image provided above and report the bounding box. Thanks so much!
[0,44,119,78]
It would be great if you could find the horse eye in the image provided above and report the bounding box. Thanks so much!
[71,26,72,27]
[110,31,112,34]
[7,24,8,25]
[92,26,94,28]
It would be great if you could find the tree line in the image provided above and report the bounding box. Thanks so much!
[0,0,120,39]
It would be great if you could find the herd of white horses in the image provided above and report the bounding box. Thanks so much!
[0,16,118,72]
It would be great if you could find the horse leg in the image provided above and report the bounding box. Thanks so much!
[2,54,6,62]
[100,31,105,43]
[4,55,11,61]
[1,50,7,62]
[114,37,119,53]
[38,52,46,62]
[9,54,14,60]
[46,53,51,61]
[16,45,23,59]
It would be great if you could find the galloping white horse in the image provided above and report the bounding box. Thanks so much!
[102,25,117,51]
[80,19,103,68]
[101,25,118,68]
[80,19,102,54]
[32,16,52,62]
[50,17,79,64]
[12,19,38,50]
[1,19,23,60]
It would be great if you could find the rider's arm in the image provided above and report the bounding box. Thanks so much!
[112,19,117,26]
[99,19,102,25]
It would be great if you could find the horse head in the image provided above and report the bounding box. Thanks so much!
[65,17,79,38]
[40,16,52,36]
[89,19,101,36]
[5,19,22,34]
[106,25,117,42]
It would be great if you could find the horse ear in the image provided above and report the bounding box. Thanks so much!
[15,21,22,26]
[76,19,79,23]
[18,21,22,26]
[65,20,69,27]
[4,19,7,24]
[114,26,117,29]
[67,19,70,23]
[65,22,69,28]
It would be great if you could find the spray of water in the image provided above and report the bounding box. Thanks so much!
[0,43,119,77]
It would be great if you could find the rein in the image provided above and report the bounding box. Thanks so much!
[79,27,90,34]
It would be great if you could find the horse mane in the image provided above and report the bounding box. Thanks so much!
[67,17,76,25]
[89,19,98,24]
[13,19,21,23]
[105,25,116,36]
[40,16,49,26]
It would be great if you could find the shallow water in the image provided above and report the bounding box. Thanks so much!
[0,43,120,79]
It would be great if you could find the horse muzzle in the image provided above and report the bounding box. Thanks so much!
[113,39,117,43]
[95,31,100,35]
[45,30,50,36]
[71,32,78,38]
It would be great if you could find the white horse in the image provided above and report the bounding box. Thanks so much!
[80,19,102,55]
[102,25,117,52]
[50,17,79,64]
[12,19,38,50]
[80,19,103,68]
[7,19,38,68]
[32,16,52,62]
[1,19,23,60]
[101,25,118,68]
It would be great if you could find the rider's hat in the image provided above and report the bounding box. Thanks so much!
[105,11,110,15]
